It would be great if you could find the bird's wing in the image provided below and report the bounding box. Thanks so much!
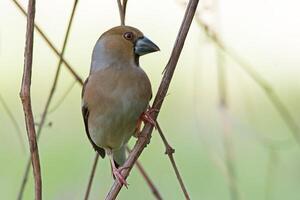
[81,78,105,158]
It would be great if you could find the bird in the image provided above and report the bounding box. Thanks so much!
[81,25,159,186]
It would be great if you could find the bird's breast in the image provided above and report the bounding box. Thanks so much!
[84,65,152,150]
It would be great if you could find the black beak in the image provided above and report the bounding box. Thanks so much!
[134,36,160,56]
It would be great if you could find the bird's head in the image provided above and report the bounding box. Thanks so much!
[91,26,159,71]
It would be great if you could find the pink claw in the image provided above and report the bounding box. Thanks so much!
[141,107,157,128]
[112,167,129,188]
[135,108,158,137]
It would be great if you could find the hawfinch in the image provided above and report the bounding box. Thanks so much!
[81,26,159,186]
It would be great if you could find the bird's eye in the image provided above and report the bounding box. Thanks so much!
[123,32,134,40]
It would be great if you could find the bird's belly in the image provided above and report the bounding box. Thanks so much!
[89,90,148,150]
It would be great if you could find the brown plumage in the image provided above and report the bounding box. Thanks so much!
[81,26,159,186]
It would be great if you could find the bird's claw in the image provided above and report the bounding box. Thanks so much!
[141,107,158,128]
[113,167,129,188]
[135,108,158,137]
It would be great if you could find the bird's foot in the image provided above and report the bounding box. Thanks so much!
[141,107,158,128]
[113,166,130,188]
[135,107,158,137]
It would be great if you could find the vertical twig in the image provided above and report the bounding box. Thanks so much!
[126,147,163,200]
[156,123,190,200]
[105,0,199,199]
[19,0,42,199]
[117,0,125,25]
[122,0,128,21]
[17,1,79,199]
[84,153,99,200]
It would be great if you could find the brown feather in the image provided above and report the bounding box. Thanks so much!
[81,78,105,158]
[82,26,154,165]
[83,64,151,150]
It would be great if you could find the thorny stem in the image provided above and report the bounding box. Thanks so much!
[105,0,199,199]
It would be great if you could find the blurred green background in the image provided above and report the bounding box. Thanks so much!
[1,0,300,199]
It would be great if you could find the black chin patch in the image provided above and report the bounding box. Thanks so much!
[134,54,140,66]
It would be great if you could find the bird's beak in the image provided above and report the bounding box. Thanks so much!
[135,36,160,56]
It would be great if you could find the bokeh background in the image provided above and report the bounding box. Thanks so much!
[1,0,300,199]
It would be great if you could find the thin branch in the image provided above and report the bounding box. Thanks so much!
[17,1,79,199]
[126,147,163,200]
[19,0,42,199]
[84,153,99,200]
[0,94,26,151]
[122,0,128,21]
[117,0,127,25]
[105,0,199,199]
[156,123,190,200]
[190,8,300,147]
[117,0,124,25]
[11,0,83,85]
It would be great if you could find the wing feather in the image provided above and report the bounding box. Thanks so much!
[82,78,105,158]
